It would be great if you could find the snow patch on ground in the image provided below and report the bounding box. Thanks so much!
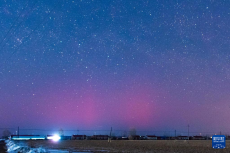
[5,140,90,153]
[6,140,50,153]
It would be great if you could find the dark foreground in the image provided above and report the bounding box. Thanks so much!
[16,140,230,153]
[0,141,6,153]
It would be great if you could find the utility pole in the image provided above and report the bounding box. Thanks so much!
[175,130,176,138]
[108,127,112,143]
[187,125,189,140]
[110,127,112,138]
[18,126,19,138]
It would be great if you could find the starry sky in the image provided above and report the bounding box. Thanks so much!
[1,0,230,135]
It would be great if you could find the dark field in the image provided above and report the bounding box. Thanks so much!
[15,140,230,153]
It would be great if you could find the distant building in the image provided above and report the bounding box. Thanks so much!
[192,136,205,140]
[61,136,71,140]
[116,136,122,140]
[110,136,117,140]
[169,137,176,140]
[156,136,170,140]
[177,136,189,140]
[72,135,86,140]
[146,135,157,140]
[121,136,129,140]
[116,136,128,140]
[224,135,230,140]
[92,135,108,140]
[11,135,45,140]
[132,135,141,140]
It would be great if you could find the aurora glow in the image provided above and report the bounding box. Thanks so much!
[1,0,230,135]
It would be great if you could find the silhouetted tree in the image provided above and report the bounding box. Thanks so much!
[58,128,64,136]
[122,130,127,137]
[128,128,136,140]
[2,129,11,139]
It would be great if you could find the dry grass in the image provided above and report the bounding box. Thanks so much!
[17,140,230,153]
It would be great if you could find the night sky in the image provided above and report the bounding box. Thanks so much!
[1,0,230,135]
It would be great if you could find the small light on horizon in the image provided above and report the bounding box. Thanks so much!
[47,135,61,141]
[52,135,61,141]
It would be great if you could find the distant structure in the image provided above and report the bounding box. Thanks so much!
[72,135,86,140]
[146,135,157,140]
[11,135,45,140]
[92,135,109,140]
[192,136,206,140]
[58,128,64,136]
[177,136,189,140]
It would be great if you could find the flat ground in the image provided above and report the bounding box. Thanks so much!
[13,140,230,153]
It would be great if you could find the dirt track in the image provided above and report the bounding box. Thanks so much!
[15,140,230,153]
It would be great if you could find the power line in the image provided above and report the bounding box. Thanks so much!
[188,124,189,140]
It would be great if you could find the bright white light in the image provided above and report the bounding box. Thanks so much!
[47,136,52,140]
[52,135,61,141]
